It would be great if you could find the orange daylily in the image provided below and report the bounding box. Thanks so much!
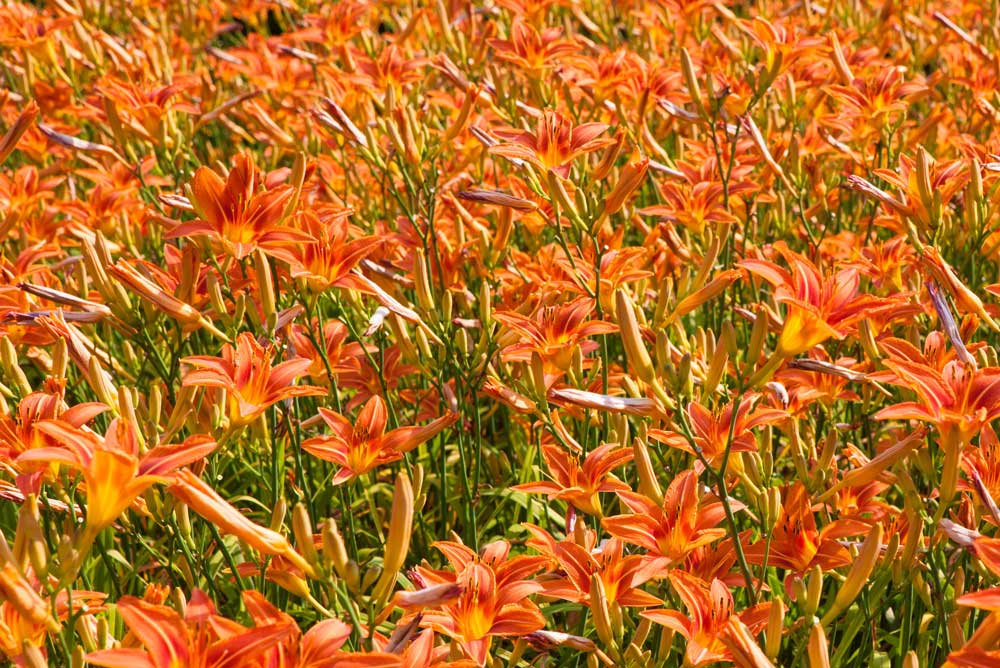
[743,482,868,576]
[602,469,731,564]
[524,528,662,608]
[301,394,457,484]
[267,208,380,293]
[86,591,293,668]
[166,153,312,260]
[740,245,879,357]
[182,332,325,427]
[873,351,1000,506]
[642,570,771,668]
[494,297,617,371]
[413,540,548,667]
[490,110,613,178]
[649,393,786,467]
[512,441,632,516]
[18,418,216,537]
[488,21,579,74]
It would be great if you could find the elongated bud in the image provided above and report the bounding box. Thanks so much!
[269,497,287,532]
[766,597,785,659]
[292,503,318,568]
[808,621,830,668]
[615,290,655,384]
[903,651,919,668]
[0,100,39,164]
[828,33,854,84]
[373,471,415,603]
[282,152,307,220]
[702,328,731,399]
[916,146,934,212]
[590,574,614,647]
[821,522,883,625]
[88,356,118,409]
[746,307,769,365]
[444,85,480,142]
[254,250,277,332]
[0,337,31,396]
[600,158,648,220]
[633,438,663,503]
[414,249,434,313]
[322,518,350,575]
[593,132,626,181]
[805,565,823,618]
[546,170,581,224]
[680,48,705,116]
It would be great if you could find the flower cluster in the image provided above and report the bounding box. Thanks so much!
[3,1,1000,667]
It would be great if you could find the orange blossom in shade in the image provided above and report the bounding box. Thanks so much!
[181,332,325,428]
[648,393,786,467]
[86,591,293,668]
[602,469,731,564]
[742,482,868,576]
[739,244,877,359]
[494,297,617,371]
[641,570,771,668]
[412,540,547,667]
[490,110,613,178]
[301,394,457,484]
[166,152,311,260]
[512,441,632,517]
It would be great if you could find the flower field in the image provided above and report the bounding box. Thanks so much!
[4,0,1000,665]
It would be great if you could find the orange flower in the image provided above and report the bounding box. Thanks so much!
[413,540,548,666]
[182,332,325,427]
[166,153,311,260]
[740,245,878,357]
[488,21,579,74]
[301,394,457,484]
[490,110,613,178]
[86,591,293,668]
[602,469,730,564]
[649,394,785,467]
[266,208,380,293]
[525,528,662,608]
[512,441,632,516]
[18,418,216,535]
[642,570,770,668]
[494,297,616,371]
[743,482,867,575]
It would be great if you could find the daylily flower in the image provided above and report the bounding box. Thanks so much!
[524,528,662,608]
[740,245,878,358]
[182,332,325,427]
[512,441,632,517]
[301,394,457,484]
[18,419,215,539]
[602,469,731,564]
[166,153,311,260]
[494,297,616,371]
[743,482,868,576]
[649,393,785,467]
[490,110,613,178]
[413,540,548,666]
[642,570,770,667]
